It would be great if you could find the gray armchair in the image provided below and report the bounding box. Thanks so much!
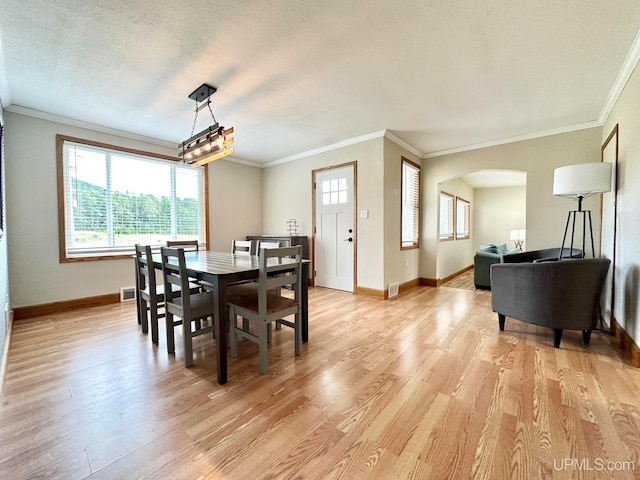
[490,258,611,348]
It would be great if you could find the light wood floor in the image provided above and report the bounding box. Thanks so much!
[1,286,640,479]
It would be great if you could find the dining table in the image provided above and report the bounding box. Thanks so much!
[150,250,310,385]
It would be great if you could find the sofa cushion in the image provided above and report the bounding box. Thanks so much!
[478,244,499,254]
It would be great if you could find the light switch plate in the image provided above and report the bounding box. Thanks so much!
[360,209,369,219]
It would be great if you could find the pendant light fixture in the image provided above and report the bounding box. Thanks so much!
[178,83,234,166]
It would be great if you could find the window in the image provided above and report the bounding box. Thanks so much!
[439,191,454,241]
[57,135,208,262]
[456,197,470,239]
[401,157,421,249]
[322,177,348,205]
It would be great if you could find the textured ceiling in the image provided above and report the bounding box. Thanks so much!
[1,1,640,165]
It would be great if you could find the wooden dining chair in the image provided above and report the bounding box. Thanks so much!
[166,239,199,251]
[160,246,216,367]
[228,245,302,374]
[256,240,284,253]
[231,239,253,256]
[135,244,201,344]
[134,244,163,343]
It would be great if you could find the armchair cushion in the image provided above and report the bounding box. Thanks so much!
[490,258,610,347]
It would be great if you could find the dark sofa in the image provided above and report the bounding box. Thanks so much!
[473,243,520,289]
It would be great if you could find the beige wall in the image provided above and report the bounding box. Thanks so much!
[0,102,8,360]
[473,185,527,251]
[262,137,385,290]
[208,159,263,251]
[262,135,422,293]
[437,178,474,279]
[602,63,640,345]
[383,138,422,290]
[5,112,262,307]
[420,127,603,281]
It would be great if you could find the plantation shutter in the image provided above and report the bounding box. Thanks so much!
[456,197,470,239]
[439,192,454,240]
[401,158,421,248]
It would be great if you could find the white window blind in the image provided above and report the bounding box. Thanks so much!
[456,197,470,239]
[60,137,206,260]
[401,158,421,249]
[439,192,454,240]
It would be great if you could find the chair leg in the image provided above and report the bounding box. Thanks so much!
[294,313,301,356]
[136,295,143,326]
[553,329,563,348]
[230,309,239,358]
[184,320,194,368]
[166,312,175,354]
[140,299,149,333]
[498,314,505,331]
[583,329,592,345]
[150,304,159,344]
[258,321,269,374]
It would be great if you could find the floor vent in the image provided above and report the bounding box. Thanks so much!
[388,282,400,298]
[120,286,136,302]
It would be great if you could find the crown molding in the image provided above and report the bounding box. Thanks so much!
[599,27,640,124]
[422,121,602,159]
[264,129,387,168]
[383,130,422,158]
[5,105,176,149]
[224,156,263,168]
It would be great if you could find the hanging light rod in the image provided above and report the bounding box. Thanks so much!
[178,83,234,167]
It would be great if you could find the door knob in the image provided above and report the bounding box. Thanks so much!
[344,237,353,242]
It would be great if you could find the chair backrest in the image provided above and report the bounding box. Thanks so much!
[135,244,156,294]
[160,247,195,316]
[166,240,199,252]
[256,246,302,314]
[232,239,253,256]
[257,240,283,253]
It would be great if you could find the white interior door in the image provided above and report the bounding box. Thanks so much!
[314,165,354,292]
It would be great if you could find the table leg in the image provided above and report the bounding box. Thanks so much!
[212,276,228,385]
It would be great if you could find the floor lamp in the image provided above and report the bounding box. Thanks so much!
[553,162,612,259]
[509,229,526,251]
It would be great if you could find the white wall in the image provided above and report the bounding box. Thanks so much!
[437,178,474,279]
[474,186,526,251]
[420,128,603,281]
[5,112,262,308]
[602,63,640,346]
[262,137,385,290]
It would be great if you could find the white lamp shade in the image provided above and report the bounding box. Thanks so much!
[509,229,525,241]
[553,162,612,198]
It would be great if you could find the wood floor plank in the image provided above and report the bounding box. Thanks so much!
[1,286,639,478]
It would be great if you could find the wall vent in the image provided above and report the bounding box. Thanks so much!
[120,286,136,302]
[388,282,400,298]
